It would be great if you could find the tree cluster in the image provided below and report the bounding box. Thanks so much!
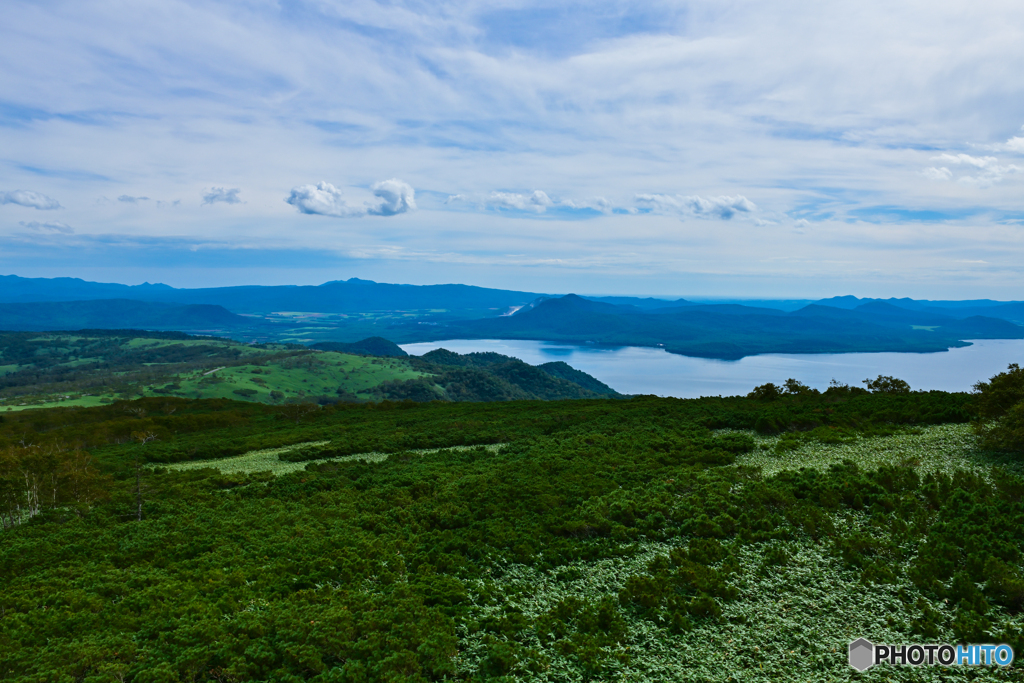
[973,363,1024,452]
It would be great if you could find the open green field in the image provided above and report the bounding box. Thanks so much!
[3,385,1024,681]
[144,351,430,404]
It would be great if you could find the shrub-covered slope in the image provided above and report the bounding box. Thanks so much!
[5,380,1024,680]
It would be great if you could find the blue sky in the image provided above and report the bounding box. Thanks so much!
[1,0,1023,298]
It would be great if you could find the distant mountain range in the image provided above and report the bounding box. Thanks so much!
[813,295,1024,324]
[0,274,539,314]
[0,274,1022,358]
[0,299,245,332]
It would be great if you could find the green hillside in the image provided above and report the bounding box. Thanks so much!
[0,332,617,410]
[154,352,430,404]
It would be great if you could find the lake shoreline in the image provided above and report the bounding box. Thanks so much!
[400,338,1024,398]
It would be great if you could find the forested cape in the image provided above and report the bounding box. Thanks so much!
[2,368,1024,681]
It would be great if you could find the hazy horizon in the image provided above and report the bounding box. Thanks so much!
[2,270,1022,305]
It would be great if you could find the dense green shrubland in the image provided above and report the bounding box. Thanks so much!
[2,376,1024,681]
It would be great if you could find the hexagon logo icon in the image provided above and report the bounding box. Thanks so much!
[849,638,874,671]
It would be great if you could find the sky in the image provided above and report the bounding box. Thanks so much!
[1,0,1023,299]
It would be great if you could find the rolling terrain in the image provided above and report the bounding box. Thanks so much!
[0,332,619,411]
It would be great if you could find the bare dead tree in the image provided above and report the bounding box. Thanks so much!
[282,401,320,425]
[130,431,157,522]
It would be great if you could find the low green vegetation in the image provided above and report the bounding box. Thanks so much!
[0,331,288,409]
[164,352,429,403]
[2,368,1024,681]
[0,333,616,410]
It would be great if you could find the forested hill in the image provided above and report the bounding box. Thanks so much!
[415,294,1024,359]
[414,349,619,396]
[310,337,408,357]
[375,348,623,402]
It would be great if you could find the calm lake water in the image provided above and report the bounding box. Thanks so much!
[400,338,1024,398]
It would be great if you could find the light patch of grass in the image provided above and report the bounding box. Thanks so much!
[164,442,504,476]
[1,395,111,412]
[733,423,992,479]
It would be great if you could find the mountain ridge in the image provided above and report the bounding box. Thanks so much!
[0,275,1022,359]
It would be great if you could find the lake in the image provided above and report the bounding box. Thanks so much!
[399,338,1024,398]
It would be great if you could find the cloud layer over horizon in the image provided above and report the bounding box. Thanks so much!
[1,0,1022,296]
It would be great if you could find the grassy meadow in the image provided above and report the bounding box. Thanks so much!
[147,352,430,403]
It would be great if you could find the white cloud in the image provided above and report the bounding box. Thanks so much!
[118,195,150,203]
[286,179,416,217]
[634,194,756,220]
[451,191,613,214]
[368,178,416,216]
[486,190,553,213]
[957,169,1020,188]
[19,220,73,234]
[932,153,997,169]
[560,197,614,214]
[1005,137,1024,153]
[454,190,757,219]
[202,187,242,205]
[0,190,62,210]
[924,153,1020,187]
[286,182,361,217]
[922,167,952,181]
